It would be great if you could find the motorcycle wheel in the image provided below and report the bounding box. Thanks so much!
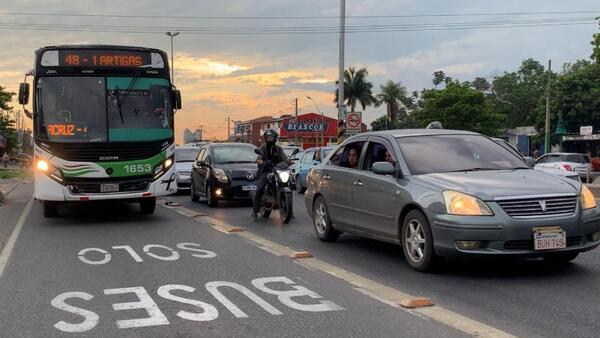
[279,192,293,224]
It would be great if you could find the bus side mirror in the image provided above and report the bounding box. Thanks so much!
[18,83,29,105]
[173,90,182,110]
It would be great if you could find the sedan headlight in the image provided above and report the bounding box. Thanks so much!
[443,190,494,216]
[277,170,290,183]
[213,168,229,183]
[581,185,597,210]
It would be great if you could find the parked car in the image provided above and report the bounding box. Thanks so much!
[174,146,200,191]
[282,146,303,159]
[305,129,600,272]
[293,146,335,193]
[492,138,580,182]
[190,143,258,207]
[289,151,304,189]
[535,153,597,182]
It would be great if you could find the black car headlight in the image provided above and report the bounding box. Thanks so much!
[213,168,229,183]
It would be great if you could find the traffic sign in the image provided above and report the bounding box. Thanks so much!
[580,126,593,135]
[345,112,362,136]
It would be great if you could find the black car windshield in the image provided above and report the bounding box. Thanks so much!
[213,146,257,164]
[175,148,199,162]
[396,134,527,175]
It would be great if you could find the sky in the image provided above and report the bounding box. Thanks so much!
[0,0,598,142]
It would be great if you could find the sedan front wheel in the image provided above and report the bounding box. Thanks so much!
[401,210,437,272]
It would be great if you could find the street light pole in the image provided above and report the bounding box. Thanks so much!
[337,0,346,123]
[166,32,180,84]
[307,96,325,147]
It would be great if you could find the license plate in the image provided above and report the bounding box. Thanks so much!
[100,183,119,193]
[242,185,257,191]
[533,226,566,250]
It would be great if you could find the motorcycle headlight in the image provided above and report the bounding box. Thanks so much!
[213,168,229,183]
[443,190,493,216]
[277,170,290,183]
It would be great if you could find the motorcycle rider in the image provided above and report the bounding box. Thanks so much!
[252,129,290,221]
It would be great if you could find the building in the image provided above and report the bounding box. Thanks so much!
[183,128,202,144]
[279,112,338,148]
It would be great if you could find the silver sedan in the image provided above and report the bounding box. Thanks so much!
[304,129,600,272]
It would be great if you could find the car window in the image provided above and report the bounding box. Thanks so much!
[212,146,257,164]
[396,135,525,175]
[175,148,199,162]
[291,152,303,161]
[545,155,562,163]
[301,151,315,164]
[330,142,365,170]
[536,155,547,164]
[363,142,396,171]
[323,148,333,158]
[559,154,589,163]
[313,150,322,162]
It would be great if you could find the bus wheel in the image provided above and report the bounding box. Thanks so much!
[140,198,156,214]
[43,201,59,218]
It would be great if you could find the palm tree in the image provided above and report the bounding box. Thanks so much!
[376,80,408,123]
[334,67,377,113]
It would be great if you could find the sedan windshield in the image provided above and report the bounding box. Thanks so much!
[213,146,257,164]
[396,134,527,175]
[175,148,199,162]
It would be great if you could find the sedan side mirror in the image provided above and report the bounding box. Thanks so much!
[372,161,396,176]
[524,157,536,168]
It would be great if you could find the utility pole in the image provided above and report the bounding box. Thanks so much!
[337,0,346,143]
[166,32,180,84]
[227,117,231,141]
[294,98,299,146]
[544,59,551,154]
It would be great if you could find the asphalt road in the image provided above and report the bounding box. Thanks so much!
[0,182,468,338]
[164,190,600,338]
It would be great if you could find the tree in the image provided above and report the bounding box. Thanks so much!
[375,80,408,123]
[334,67,377,113]
[433,71,446,86]
[490,58,548,128]
[415,81,503,136]
[370,114,416,131]
[471,77,491,92]
[592,17,600,63]
[0,86,16,152]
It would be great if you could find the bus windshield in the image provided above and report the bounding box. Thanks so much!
[37,76,173,143]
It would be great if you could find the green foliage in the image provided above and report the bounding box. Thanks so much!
[0,86,17,152]
[334,67,377,112]
[375,80,408,122]
[415,81,503,136]
[592,17,600,63]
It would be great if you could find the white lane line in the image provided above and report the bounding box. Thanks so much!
[163,204,516,338]
[0,198,34,279]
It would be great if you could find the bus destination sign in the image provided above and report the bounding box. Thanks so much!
[57,50,152,68]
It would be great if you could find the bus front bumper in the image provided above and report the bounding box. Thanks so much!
[34,168,177,201]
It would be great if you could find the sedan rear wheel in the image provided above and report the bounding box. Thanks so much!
[402,210,437,272]
[313,196,340,242]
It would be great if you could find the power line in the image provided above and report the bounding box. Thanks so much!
[0,10,598,20]
[0,19,594,35]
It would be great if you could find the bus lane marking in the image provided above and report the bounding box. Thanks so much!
[0,198,34,279]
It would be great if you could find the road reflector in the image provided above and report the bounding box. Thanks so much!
[163,201,181,207]
[193,213,207,218]
[399,297,434,309]
[290,251,313,259]
[227,227,245,233]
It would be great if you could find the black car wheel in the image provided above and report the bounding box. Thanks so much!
[313,196,340,242]
[206,182,218,207]
[401,210,437,272]
[190,179,199,202]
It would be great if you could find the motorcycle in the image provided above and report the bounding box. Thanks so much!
[252,148,294,223]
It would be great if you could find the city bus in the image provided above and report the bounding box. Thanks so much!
[18,45,182,217]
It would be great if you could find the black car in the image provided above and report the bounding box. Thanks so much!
[190,143,259,207]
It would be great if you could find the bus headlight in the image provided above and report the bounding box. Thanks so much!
[153,156,174,180]
[164,158,173,169]
[37,160,49,171]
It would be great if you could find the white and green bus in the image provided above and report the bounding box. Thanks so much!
[18,45,182,217]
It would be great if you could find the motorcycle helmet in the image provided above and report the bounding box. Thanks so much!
[263,129,278,145]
